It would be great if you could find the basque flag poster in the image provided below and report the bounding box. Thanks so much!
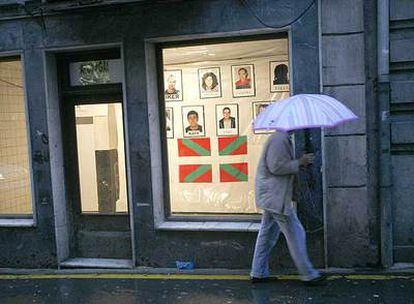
[218,136,247,156]
[178,138,211,157]
[179,164,212,183]
[219,163,248,182]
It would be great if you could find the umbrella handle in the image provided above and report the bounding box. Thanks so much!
[304,129,314,153]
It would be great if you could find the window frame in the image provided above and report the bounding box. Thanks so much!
[146,30,293,231]
[0,52,36,226]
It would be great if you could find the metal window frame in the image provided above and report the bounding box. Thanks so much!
[145,29,293,231]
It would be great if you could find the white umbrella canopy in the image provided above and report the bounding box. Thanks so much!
[253,94,358,132]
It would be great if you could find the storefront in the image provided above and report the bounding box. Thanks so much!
[1,0,400,270]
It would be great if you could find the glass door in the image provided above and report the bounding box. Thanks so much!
[75,103,128,214]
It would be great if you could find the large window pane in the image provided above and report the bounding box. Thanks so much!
[161,37,290,215]
[0,58,33,215]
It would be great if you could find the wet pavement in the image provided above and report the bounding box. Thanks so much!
[0,274,413,303]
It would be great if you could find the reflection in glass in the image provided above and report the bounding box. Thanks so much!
[75,103,128,213]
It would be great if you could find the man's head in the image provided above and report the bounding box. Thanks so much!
[258,104,268,114]
[187,110,199,127]
[222,107,231,119]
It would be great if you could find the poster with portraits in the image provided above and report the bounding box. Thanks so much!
[198,67,222,99]
[216,104,238,136]
[270,61,290,92]
[164,70,183,101]
[231,64,255,98]
[252,101,274,134]
[182,105,205,138]
[165,107,174,138]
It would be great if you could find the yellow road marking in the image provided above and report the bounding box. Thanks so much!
[0,273,412,281]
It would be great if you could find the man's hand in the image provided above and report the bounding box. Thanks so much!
[299,153,315,167]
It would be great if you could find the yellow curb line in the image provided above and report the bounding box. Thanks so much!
[0,274,412,281]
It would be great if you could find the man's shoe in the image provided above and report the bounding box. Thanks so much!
[251,276,278,284]
[303,273,328,286]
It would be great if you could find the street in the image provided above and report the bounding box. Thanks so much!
[0,273,413,304]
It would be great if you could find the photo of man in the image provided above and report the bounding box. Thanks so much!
[216,104,238,136]
[182,106,205,137]
[252,101,273,134]
[232,64,255,97]
[164,70,183,101]
[185,111,203,133]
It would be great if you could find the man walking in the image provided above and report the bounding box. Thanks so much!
[251,131,326,285]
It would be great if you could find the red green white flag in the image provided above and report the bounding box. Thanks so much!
[218,136,247,156]
[178,138,211,157]
[220,163,248,182]
[179,164,212,183]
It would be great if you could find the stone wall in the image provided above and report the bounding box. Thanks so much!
[321,0,379,267]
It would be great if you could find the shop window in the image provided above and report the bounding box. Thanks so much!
[0,57,33,216]
[160,36,290,217]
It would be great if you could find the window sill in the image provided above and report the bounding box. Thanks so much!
[0,218,35,228]
[155,221,260,232]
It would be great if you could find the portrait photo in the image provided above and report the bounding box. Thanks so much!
[198,67,222,99]
[164,70,183,101]
[231,64,255,97]
[252,101,274,134]
[270,61,290,92]
[182,105,205,138]
[165,107,174,139]
[216,104,239,137]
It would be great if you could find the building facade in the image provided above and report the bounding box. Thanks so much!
[0,0,412,270]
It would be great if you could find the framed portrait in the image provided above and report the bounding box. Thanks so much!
[164,70,183,101]
[270,61,290,92]
[252,101,274,134]
[198,67,222,99]
[216,104,239,137]
[165,107,174,139]
[231,64,256,98]
[182,105,206,138]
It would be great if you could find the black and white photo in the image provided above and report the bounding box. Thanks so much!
[164,70,183,101]
[198,67,222,99]
[270,61,290,92]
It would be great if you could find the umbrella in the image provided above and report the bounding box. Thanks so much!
[253,94,358,132]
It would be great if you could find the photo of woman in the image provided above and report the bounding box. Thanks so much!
[231,64,255,97]
[198,67,222,99]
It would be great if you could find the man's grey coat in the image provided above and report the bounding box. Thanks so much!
[255,131,299,215]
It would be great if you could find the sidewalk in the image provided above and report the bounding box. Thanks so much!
[0,270,413,303]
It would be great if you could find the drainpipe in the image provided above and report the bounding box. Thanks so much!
[317,0,329,270]
[377,0,393,268]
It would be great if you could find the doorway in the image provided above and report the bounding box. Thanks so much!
[57,50,133,267]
